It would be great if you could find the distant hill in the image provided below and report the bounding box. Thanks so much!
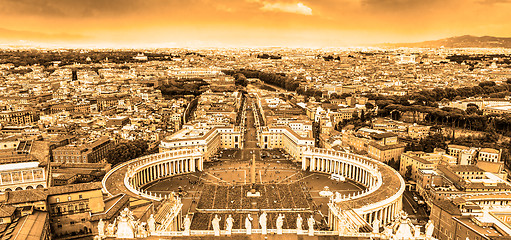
[380,35,511,48]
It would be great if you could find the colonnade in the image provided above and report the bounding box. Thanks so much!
[302,147,404,230]
[130,156,199,188]
[362,199,402,226]
[306,156,378,189]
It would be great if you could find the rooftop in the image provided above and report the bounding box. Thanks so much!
[47,182,102,196]
[3,189,47,204]
[8,211,48,240]
[480,148,500,154]
[0,161,40,172]
[449,165,485,173]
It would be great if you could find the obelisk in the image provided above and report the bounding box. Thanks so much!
[251,153,256,184]
[247,153,260,197]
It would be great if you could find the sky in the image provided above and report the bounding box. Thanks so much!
[0,0,510,48]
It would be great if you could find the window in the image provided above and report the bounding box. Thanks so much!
[68,196,72,201]
[79,195,83,199]
[56,197,60,203]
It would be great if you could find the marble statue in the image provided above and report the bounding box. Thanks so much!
[259,212,267,235]
[414,225,421,238]
[212,214,221,236]
[372,218,380,234]
[383,225,393,238]
[308,215,315,236]
[276,213,285,234]
[338,214,349,236]
[296,214,303,232]
[147,214,156,234]
[183,215,191,236]
[106,219,116,236]
[97,219,105,237]
[334,192,342,202]
[425,220,434,239]
[245,214,253,235]
[116,209,134,238]
[137,222,148,238]
[226,215,234,235]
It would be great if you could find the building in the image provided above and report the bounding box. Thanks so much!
[407,123,431,139]
[259,126,315,162]
[367,132,405,163]
[106,116,130,127]
[459,148,478,165]
[447,144,470,158]
[0,161,47,192]
[4,211,50,240]
[478,148,501,163]
[52,137,112,164]
[449,165,485,180]
[399,151,437,180]
[416,168,444,198]
[160,124,241,161]
[430,198,511,240]
[0,110,39,125]
[48,182,105,236]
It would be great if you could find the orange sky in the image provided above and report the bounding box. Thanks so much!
[0,0,510,47]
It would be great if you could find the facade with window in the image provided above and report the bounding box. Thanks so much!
[0,161,47,192]
[47,182,104,236]
[52,137,112,164]
[159,125,241,161]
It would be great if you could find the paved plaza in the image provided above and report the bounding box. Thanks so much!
[142,99,365,231]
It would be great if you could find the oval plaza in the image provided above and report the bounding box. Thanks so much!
[102,91,406,238]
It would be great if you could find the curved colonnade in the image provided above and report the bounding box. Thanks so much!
[102,149,203,199]
[302,148,405,229]
[103,146,404,234]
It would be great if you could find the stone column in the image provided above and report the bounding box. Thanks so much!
[383,206,388,226]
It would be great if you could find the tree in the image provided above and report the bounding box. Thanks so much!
[365,102,375,110]
[466,104,479,115]
[360,109,366,122]
[419,133,447,153]
[234,73,248,87]
[386,158,400,171]
[404,165,413,181]
[106,140,149,166]
[479,81,496,88]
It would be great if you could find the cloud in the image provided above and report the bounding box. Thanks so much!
[0,27,87,42]
[478,0,511,4]
[260,2,313,15]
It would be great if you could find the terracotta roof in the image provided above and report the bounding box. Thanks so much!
[7,211,48,240]
[449,165,485,173]
[47,182,102,196]
[432,199,462,215]
[368,141,406,151]
[0,205,15,218]
[4,189,47,205]
[370,132,397,139]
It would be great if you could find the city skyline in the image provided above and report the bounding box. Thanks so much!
[1,0,511,47]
